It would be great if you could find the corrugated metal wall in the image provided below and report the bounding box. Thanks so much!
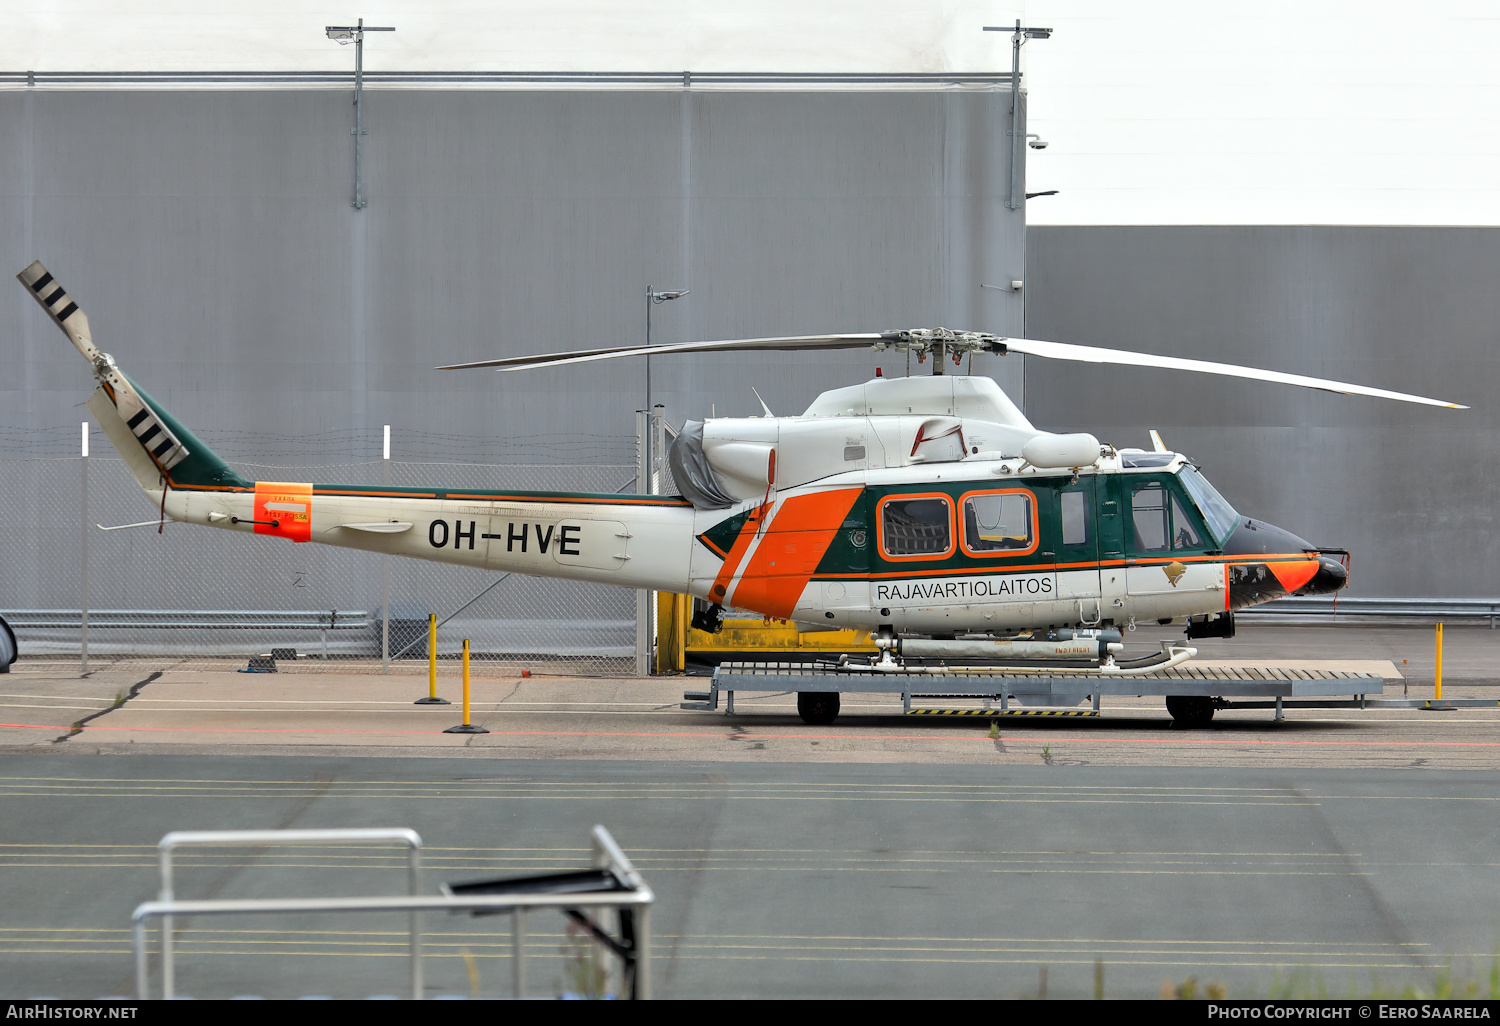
[1026,226,1500,598]
[2,87,1024,450]
[0,86,1025,631]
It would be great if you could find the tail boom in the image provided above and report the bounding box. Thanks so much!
[164,484,698,591]
[23,259,698,594]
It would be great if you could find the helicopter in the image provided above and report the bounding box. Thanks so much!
[17,260,1466,700]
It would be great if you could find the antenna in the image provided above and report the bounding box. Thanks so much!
[750,387,775,418]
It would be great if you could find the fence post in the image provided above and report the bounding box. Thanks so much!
[635,411,651,677]
[80,422,89,674]
[381,425,391,674]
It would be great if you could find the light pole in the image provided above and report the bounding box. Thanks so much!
[637,286,686,679]
[644,285,688,491]
[326,18,395,210]
[983,20,1051,210]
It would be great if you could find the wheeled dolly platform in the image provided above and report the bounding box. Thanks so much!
[680,660,1486,727]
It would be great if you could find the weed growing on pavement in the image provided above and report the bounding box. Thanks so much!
[1162,976,1228,999]
[1266,958,1500,1000]
[559,918,608,999]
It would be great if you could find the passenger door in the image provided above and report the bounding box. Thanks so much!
[1054,477,1103,625]
[1097,477,1128,621]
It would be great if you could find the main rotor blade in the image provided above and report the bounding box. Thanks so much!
[438,325,1467,409]
[1004,337,1468,409]
[436,333,891,371]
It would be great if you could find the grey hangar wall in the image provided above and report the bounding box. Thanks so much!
[1026,226,1499,599]
[2,86,1488,609]
[1,86,1026,454]
[0,83,1030,635]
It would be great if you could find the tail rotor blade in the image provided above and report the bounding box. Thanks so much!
[17,260,99,364]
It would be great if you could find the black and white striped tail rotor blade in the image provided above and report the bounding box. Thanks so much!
[1004,337,1468,410]
[16,260,192,471]
[16,260,99,363]
[437,333,892,371]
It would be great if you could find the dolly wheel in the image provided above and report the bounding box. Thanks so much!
[797,691,840,725]
[1166,695,1216,728]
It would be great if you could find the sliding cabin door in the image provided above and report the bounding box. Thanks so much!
[1053,476,1104,626]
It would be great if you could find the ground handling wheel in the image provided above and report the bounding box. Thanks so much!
[1166,695,1216,728]
[797,691,840,725]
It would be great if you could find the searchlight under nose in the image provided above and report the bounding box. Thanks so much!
[1301,555,1349,597]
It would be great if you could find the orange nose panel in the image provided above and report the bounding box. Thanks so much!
[253,481,313,542]
[1267,559,1319,593]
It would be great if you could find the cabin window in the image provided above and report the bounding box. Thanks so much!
[960,489,1038,557]
[1061,491,1089,547]
[879,494,954,559]
[1131,482,1205,553]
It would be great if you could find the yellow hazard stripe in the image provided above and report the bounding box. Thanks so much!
[906,708,1099,718]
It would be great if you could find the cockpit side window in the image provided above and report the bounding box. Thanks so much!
[1131,483,1170,553]
[1170,494,1202,550]
[1130,480,1209,554]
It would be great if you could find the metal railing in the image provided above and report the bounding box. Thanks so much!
[152,828,422,999]
[1242,596,1500,627]
[132,825,652,1000]
[4,609,370,630]
[0,70,1019,89]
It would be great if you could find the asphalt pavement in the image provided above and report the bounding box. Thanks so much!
[0,622,1496,999]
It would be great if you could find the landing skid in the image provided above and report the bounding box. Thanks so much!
[851,640,1197,677]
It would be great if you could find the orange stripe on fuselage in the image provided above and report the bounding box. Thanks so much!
[707,503,772,603]
[729,488,862,620]
[1268,559,1320,593]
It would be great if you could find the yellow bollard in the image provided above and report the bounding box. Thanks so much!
[443,638,487,734]
[1435,621,1443,700]
[414,613,450,705]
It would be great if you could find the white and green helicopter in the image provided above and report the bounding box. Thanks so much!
[18,260,1465,703]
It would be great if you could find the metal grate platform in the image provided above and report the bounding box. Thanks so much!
[707,660,1384,698]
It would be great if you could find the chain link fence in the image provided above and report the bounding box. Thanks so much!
[0,425,648,676]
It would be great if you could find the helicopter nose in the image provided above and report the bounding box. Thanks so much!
[1297,556,1348,597]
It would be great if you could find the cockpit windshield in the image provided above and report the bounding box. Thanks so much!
[1178,465,1239,543]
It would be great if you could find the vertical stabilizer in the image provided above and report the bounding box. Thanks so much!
[18,260,247,491]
